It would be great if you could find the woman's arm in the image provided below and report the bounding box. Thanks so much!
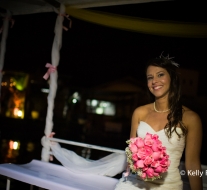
[130,107,143,138]
[184,109,203,190]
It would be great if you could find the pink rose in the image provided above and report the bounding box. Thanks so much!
[137,147,146,160]
[145,133,153,139]
[130,137,137,144]
[141,172,147,179]
[146,168,154,178]
[159,149,167,159]
[163,148,168,153]
[135,160,144,168]
[144,146,153,156]
[144,133,154,146]
[144,156,153,166]
[144,138,154,147]
[153,172,160,177]
[132,153,139,161]
[152,134,158,140]
[152,139,162,151]
[151,151,161,161]
[151,143,159,152]
[143,166,148,172]
[129,144,138,153]
[154,165,162,173]
[151,160,160,168]
[160,158,170,167]
[165,154,169,158]
[151,140,163,151]
[135,137,144,148]
[162,146,166,151]
[161,167,168,173]
[161,147,167,155]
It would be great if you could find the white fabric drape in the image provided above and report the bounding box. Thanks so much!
[41,4,65,162]
[49,141,127,177]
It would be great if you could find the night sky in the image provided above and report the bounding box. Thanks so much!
[1,1,207,94]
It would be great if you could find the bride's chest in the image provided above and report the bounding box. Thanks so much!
[143,112,169,132]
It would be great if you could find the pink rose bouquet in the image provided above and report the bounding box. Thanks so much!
[125,133,170,181]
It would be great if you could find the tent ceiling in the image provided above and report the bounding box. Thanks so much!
[0,0,167,15]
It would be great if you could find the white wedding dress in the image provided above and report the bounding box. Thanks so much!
[114,121,185,190]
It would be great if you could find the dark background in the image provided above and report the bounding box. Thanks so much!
[2,1,207,94]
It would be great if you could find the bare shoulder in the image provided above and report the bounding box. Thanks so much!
[133,103,153,120]
[130,103,153,137]
[182,106,202,129]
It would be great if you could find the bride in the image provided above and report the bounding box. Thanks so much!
[114,55,203,190]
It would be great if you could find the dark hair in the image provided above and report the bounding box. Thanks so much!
[145,57,187,138]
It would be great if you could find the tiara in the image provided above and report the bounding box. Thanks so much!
[159,52,179,67]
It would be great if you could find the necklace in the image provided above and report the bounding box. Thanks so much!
[154,102,170,113]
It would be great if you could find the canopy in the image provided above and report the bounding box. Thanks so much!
[0,0,166,15]
[1,0,207,38]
